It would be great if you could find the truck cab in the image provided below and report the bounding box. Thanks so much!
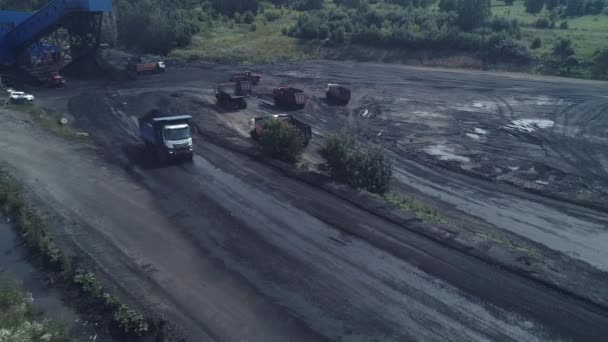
[139,115,193,162]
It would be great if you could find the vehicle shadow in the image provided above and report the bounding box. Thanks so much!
[122,144,166,170]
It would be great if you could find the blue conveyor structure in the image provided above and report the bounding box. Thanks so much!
[0,0,111,67]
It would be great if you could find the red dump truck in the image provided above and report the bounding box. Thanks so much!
[46,72,65,88]
[249,114,312,146]
[216,80,252,109]
[127,57,165,75]
[273,87,305,109]
[326,84,350,105]
[230,71,261,85]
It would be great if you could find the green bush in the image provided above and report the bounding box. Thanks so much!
[559,21,569,29]
[113,304,149,336]
[243,10,256,24]
[321,133,354,182]
[592,48,608,79]
[485,38,536,64]
[258,118,305,164]
[264,9,281,22]
[321,133,393,194]
[73,272,104,299]
[535,17,550,29]
[0,277,68,341]
[530,37,542,49]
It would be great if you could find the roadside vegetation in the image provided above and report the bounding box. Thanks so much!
[0,171,149,340]
[320,133,446,223]
[0,276,67,342]
[321,133,393,195]
[258,118,306,163]
[383,193,445,224]
[5,104,84,140]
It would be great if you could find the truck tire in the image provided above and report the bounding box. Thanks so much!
[231,100,240,110]
[240,99,247,109]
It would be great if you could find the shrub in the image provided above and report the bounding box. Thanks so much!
[258,119,305,164]
[250,23,257,31]
[530,37,542,49]
[73,272,104,299]
[321,133,354,182]
[243,10,256,24]
[264,9,281,22]
[591,48,608,79]
[112,304,149,336]
[535,17,550,29]
[439,0,458,12]
[485,38,536,64]
[321,133,393,194]
[331,26,346,43]
[559,21,569,29]
[294,0,324,10]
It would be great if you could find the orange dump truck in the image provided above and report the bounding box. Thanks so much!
[127,57,165,75]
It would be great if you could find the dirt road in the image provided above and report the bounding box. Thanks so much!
[4,59,606,341]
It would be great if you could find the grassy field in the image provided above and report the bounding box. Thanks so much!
[493,0,608,58]
[171,10,313,64]
[173,1,608,72]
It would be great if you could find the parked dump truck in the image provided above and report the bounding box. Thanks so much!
[326,84,350,105]
[46,72,65,87]
[127,57,165,75]
[216,80,251,109]
[249,114,312,146]
[139,112,193,162]
[273,87,305,109]
[229,71,261,85]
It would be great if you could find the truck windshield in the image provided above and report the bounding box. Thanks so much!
[164,127,191,141]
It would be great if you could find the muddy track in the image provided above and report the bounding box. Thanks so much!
[18,59,608,341]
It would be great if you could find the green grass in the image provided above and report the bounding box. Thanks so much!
[5,104,85,140]
[171,10,315,64]
[383,193,445,224]
[493,0,608,58]
[0,276,68,341]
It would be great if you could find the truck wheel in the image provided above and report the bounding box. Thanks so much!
[240,99,247,109]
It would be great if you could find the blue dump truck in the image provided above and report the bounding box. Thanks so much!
[139,113,194,163]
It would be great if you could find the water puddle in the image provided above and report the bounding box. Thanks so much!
[0,217,99,341]
[425,145,470,163]
[505,119,555,132]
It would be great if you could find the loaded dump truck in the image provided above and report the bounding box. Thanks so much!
[229,71,261,85]
[139,112,194,162]
[127,57,165,75]
[326,84,350,105]
[249,114,312,146]
[273,87,305,109]
[216,80,252,109]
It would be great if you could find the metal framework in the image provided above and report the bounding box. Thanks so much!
[15,11,102,76]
